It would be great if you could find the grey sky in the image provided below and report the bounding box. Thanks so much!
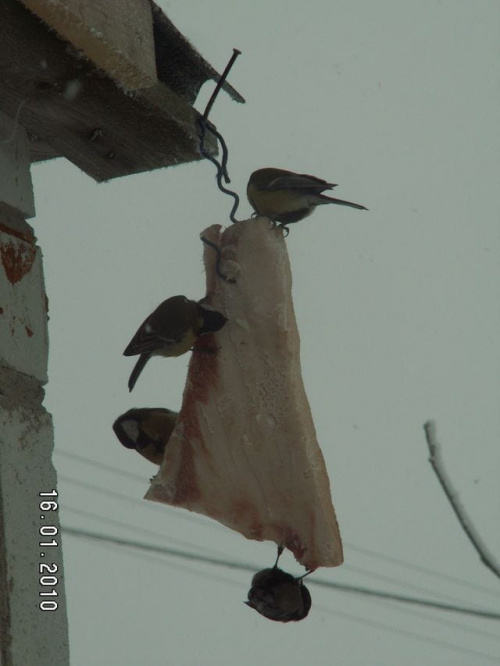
[33,1,499,664]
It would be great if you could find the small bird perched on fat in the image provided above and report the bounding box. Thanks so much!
[123,295,227,391]
[247,167,367,226]
[112,407,178,465]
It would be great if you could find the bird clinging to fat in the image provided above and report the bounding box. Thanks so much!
[112,407,178,465]
[123,295,227,391]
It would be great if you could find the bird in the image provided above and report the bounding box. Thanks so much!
[245,566,312,622]
[123,295,227,391]
[112,407,178,465]
[247,167,367,226]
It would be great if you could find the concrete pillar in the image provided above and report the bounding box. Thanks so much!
[0,110,69,665]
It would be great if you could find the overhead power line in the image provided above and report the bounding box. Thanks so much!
[60,500,490,608]
[56,449,499,598]
[62,526,500,621]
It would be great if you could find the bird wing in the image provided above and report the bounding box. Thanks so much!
[123,331,180,355]
[264,172,337,193]
[124,298,200,357]
[123,321,185,355]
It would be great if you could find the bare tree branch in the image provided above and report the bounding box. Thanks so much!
[423,420,500,581]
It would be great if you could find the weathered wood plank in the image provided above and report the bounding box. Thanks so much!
[0,0,218,181]
[19,0,157,90]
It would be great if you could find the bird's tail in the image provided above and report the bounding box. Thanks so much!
[128,354,151,392]
[318,194,367,210]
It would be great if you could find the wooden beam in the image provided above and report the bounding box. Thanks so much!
[0,0,216,181]
[19,0,157,90]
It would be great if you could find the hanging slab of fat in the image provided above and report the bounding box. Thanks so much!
[145,218,343,571]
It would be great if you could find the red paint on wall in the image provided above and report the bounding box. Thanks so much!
[1,241,36,284]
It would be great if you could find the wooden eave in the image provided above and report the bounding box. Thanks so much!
[0,0,244,182]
